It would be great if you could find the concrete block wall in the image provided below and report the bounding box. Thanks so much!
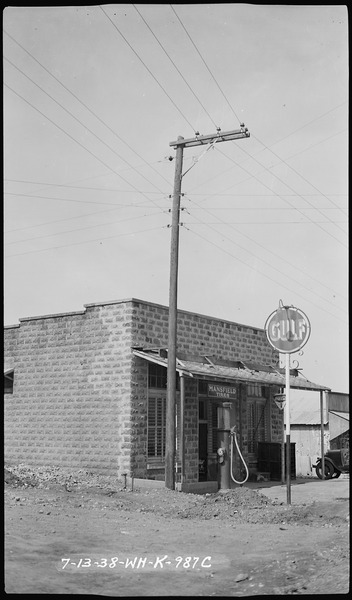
[4,302,136,476]
[129,299,275,364]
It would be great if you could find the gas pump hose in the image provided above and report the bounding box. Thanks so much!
[230,426,249,485]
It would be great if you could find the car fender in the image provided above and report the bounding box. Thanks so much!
[316,457,337,471]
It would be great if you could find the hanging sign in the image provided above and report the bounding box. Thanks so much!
[274,394,286,410]
[265,305,311,354]
[207,383,237,400]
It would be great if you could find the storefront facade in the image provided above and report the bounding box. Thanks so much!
[4,298,328,488]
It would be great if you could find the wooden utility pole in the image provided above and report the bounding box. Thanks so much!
[165,126,250,490]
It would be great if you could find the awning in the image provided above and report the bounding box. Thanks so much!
[132,348,331,392]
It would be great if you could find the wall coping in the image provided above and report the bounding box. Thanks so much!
[84,297,266,333]
[18,310,86,323]
[5,297,266,333]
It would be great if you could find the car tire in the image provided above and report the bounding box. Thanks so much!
[332,470,341,478]
[315,461,335,480]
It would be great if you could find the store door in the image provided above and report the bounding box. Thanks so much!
[199,422,208,481]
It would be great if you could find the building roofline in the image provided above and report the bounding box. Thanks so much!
[18,310,86,323]
[6,297,267,333]
[84,297,267,333]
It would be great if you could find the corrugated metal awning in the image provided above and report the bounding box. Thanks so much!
[132,349,330,392]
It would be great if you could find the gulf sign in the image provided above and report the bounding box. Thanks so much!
[265,306,311,353]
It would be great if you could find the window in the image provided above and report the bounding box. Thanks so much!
[148,362,179,390]
[4,370,14,394]
[247,398,269,453]
[148,396,166,459]
[148,363,167,389]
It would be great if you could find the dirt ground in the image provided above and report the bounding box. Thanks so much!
[4,465,350,596]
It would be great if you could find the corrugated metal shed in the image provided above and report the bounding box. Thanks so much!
[289,409,327,426]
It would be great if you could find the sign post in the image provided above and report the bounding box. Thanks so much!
[265,302,311,504]
[274,393,286,483]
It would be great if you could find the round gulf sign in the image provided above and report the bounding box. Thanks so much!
[265,305,311,353]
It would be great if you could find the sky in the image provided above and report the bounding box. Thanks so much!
[3,4,348,393]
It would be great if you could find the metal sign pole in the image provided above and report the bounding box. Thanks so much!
[285,353,291,505]
[265,302,311,506]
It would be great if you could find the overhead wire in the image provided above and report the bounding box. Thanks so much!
[184,191,347,302]
[124,4,347,307]
[5,179,347,200]
[4,191,166,208]
[3,55,166,210]
[5,201,166,235]
[4,83,168,215]
[5,179,170,194]
[5,208,166,247]
[4,8,346,318]
[133,4,218,131]
[184,196,347,314]
[169,7,347,244]
[215,145,347,247]
[265,101,347,152]
[170,4,242,126]
[5,225,167,259]
[183,224,347,325]
[235,140,348,233]
[99,5,196,132]
[3,29,173,191]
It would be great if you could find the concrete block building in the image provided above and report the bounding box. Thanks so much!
[4,298,329,490]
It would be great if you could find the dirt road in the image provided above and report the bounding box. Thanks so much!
[4,466,350,595]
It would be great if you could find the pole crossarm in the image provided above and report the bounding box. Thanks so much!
[169,126,250,149]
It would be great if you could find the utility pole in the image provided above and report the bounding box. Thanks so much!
[165,126,250,490]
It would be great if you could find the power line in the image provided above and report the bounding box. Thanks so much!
[187,128,348,213]
[184,203,347,313]
[4,191,166,208]
[185,193,347,302]
[4,83,167,212]
[170,5,242,125]
[265,101,347,153]
[168,10,347,239]
[183,225,347,325]
[5,209,165,246]
[5,196,166,234]
[216,146,347,248]
[5,180,347,200]
[4,29,173,191]
[5,225,166,259]
[99,6,196,132]
[184,205,347,211]
[133,4,218,131]
[250,133,348,224]
[186,220,347,225]
[4,55,167,208]
[4,179,169,194]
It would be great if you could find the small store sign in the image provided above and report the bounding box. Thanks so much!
[207,383,237,400]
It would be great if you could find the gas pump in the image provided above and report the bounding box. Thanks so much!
[217,402,249,489]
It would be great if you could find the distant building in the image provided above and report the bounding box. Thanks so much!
[4,298,330,492]
[287,390,349,476]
